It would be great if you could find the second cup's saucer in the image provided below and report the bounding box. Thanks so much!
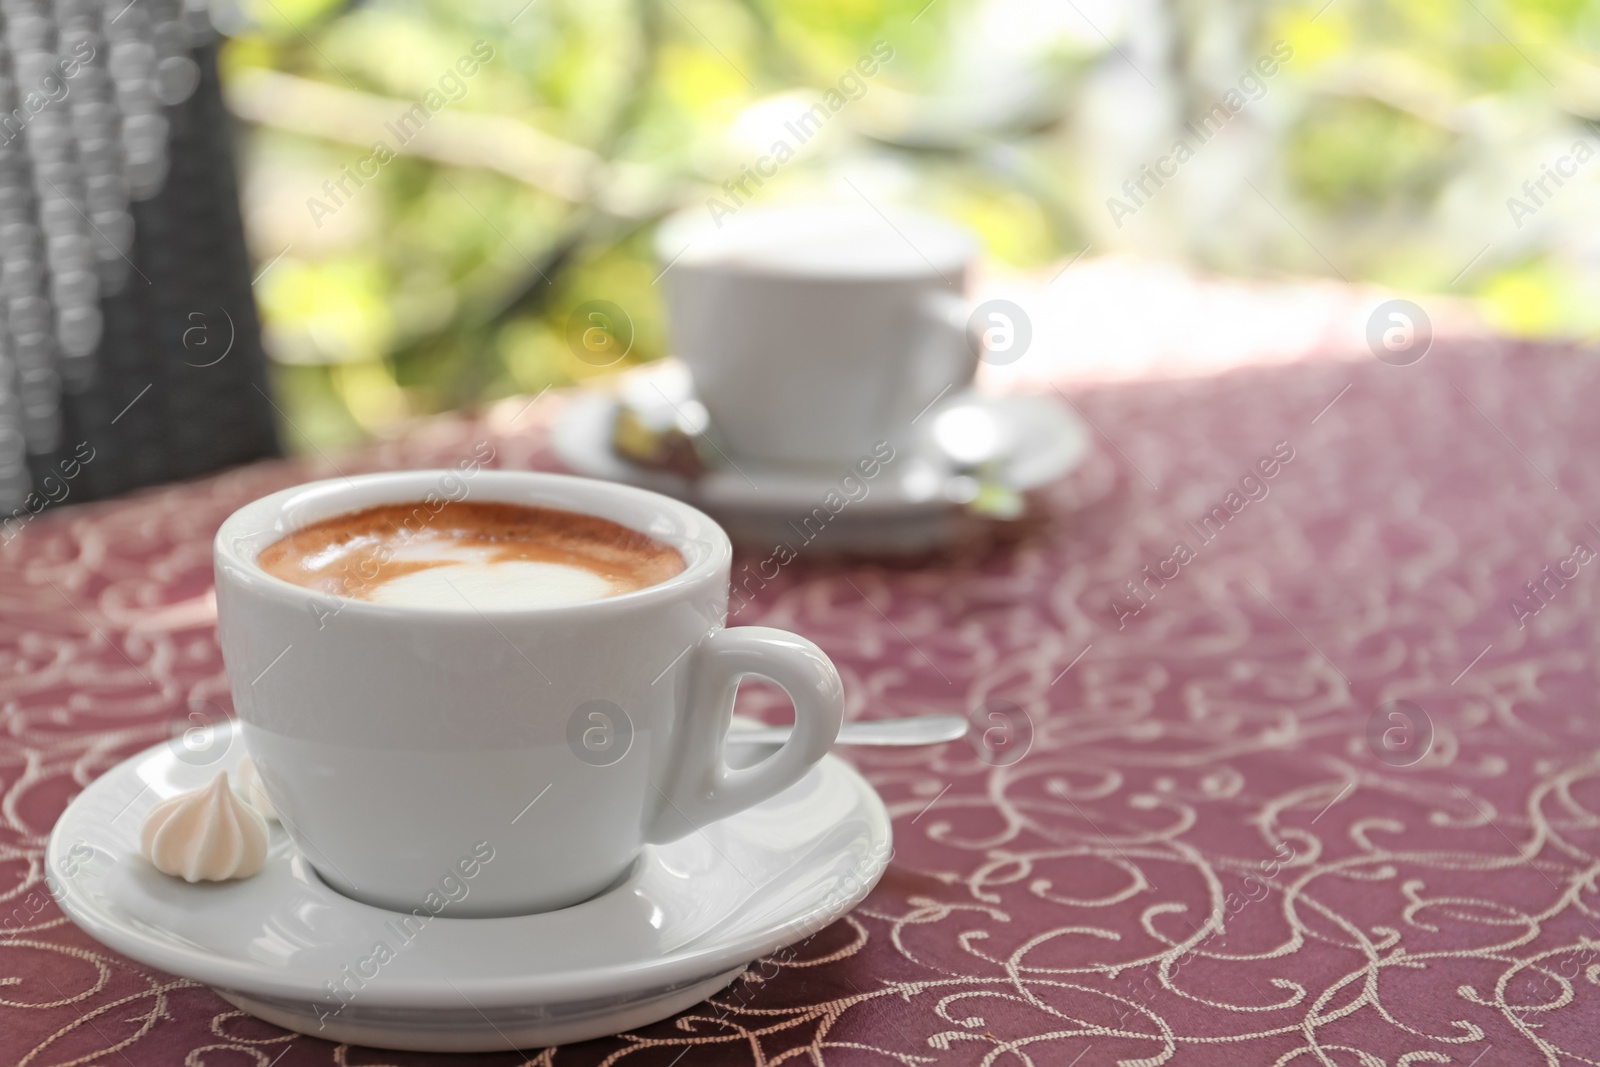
[551,364,1091,550]
[47,721,891,1052]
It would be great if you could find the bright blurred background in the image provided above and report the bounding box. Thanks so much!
[217,0,1600,450]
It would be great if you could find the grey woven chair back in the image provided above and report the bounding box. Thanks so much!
[0,0,274,523]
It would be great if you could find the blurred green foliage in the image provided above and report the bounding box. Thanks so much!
[220,0,1600,450]
[1286,99,1456,212]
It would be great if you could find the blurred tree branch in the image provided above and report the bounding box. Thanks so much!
[225,67,665,214]
[387,0,685,404]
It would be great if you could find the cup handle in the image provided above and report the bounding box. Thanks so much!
[910,289,980,413]
[644,626,843,844]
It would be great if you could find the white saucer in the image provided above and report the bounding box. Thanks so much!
[551,371,1090,550]
[47,721,891,1052]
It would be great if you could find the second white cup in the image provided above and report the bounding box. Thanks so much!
[656,202,980,469]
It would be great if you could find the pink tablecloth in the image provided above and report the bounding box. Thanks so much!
[6,333,1600,1065]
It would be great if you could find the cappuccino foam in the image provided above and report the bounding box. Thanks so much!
[257,501,685,610]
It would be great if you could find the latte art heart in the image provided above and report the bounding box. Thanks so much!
[255,501,685,610]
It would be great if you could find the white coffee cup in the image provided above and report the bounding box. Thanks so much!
[213,470,844,917]
[656,201,980,469]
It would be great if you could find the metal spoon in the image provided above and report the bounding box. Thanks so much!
[730,715,969,748]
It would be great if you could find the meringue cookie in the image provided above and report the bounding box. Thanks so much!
[233,755,279,821]
[140,771,269,883]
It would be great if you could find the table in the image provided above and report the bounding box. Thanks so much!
[6,316,1600,1064]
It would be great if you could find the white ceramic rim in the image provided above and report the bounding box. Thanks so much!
[45,722,893,1008]
[653,202,978,280]
[213,469,733,619]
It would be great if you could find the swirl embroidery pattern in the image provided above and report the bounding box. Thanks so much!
[5,340,1600,1065]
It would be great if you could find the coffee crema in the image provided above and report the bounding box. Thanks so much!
[256,501,686,610]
